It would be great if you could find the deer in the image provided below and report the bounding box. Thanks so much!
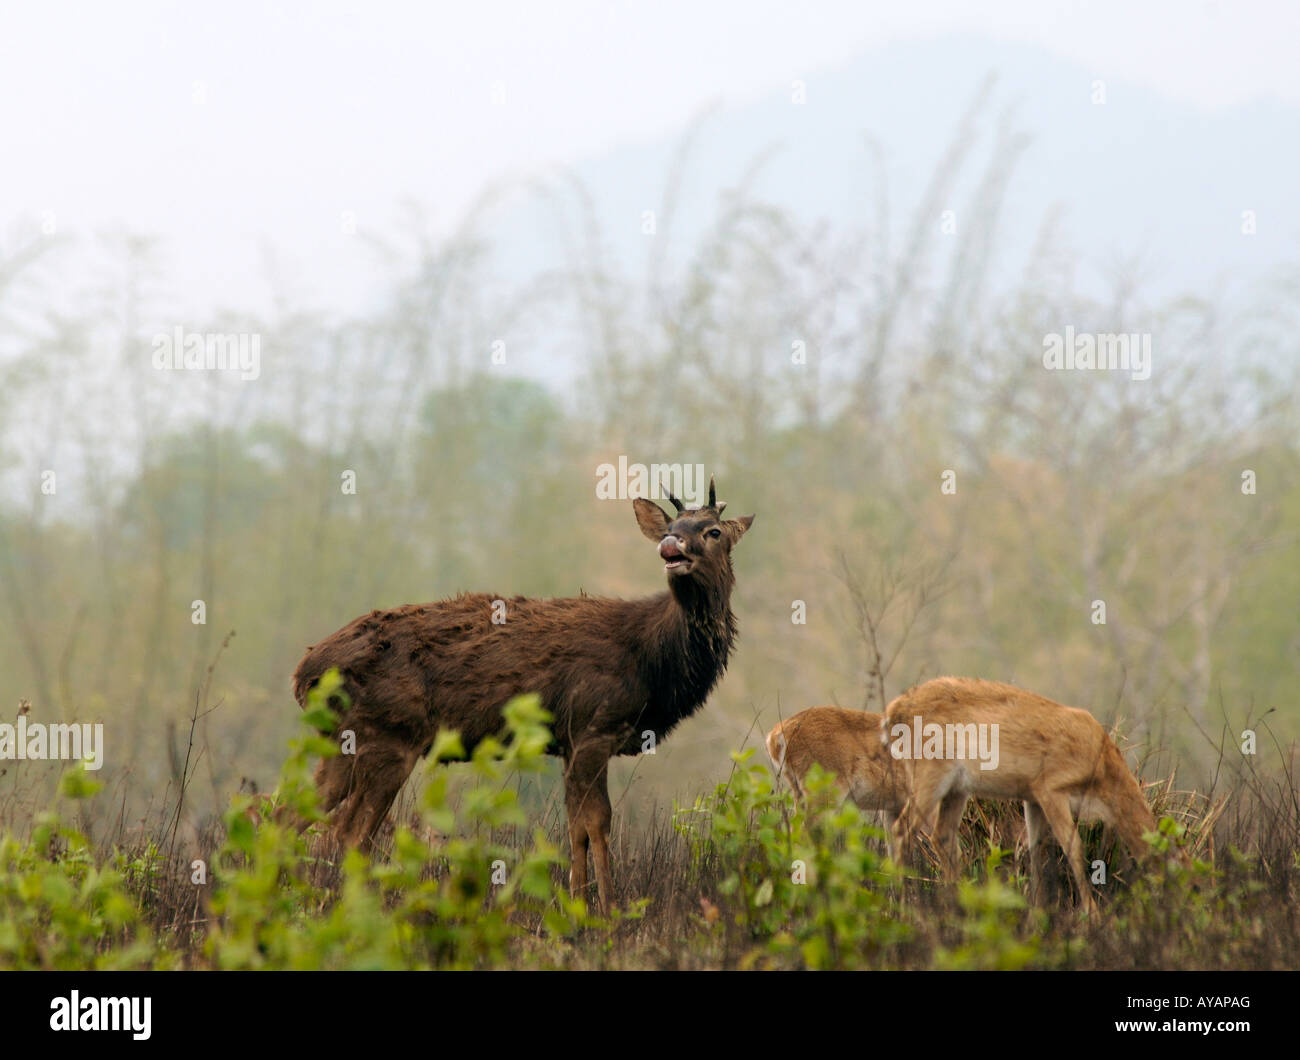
[880,676,1185,912]
[765,706,907,836]
[291,476,753,912]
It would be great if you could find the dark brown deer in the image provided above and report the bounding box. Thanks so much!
[291,476,753,911]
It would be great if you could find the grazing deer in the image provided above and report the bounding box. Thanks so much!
[291,476,753,911]
[881,677,1180,912]
[765,707,907,834]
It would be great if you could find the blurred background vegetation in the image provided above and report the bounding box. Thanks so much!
[1,105,1297,843]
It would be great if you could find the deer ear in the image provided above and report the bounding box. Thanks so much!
[724,514,754,542]
[633,498,671,541]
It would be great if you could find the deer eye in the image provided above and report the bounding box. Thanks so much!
[708,528,722,539]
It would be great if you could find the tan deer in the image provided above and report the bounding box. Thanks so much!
[881,676,1180,912]
[765,706,908,835]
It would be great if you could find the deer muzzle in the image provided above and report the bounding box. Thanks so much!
[659,537,690,571]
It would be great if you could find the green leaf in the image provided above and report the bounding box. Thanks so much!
[59,764,104,800]
[301,705,339,734]
[226,813,255,853]
[431,730,467,762]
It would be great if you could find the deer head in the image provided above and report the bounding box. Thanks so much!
[632,475,754,592]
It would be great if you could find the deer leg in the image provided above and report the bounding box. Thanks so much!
[934,790,969,880]
[1034,790,1096,914]
[1024,800,1058,906]
[564,755,589,903]
[586,767,613,913]
[891,793,934,871]
[313,749,354,817]
[330,733,420,853]
[880,810,898,855]
[1023,799,1069,908]
[564,744,613,912]
[901,771,950,876]
[567,815,590,901]
[890,799,914,866]
[1024,800,1046,904]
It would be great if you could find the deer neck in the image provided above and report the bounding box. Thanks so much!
[650,565,737,693]
[667,564,734,623]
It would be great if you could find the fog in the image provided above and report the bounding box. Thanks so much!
[1,2,1297,833]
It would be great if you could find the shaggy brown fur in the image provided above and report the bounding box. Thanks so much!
[292,477,753,910]
[880,676,1172,911]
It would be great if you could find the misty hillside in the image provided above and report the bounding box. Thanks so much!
[490,31,1300,344]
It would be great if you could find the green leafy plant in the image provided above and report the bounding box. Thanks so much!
[679,751,909,969]
[203,669,592,969]
[0,761,157,970]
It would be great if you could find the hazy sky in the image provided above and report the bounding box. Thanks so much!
[3,1,1297,317]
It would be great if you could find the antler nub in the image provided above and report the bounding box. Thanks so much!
[661,474,686,513]
[709,475,726,513]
